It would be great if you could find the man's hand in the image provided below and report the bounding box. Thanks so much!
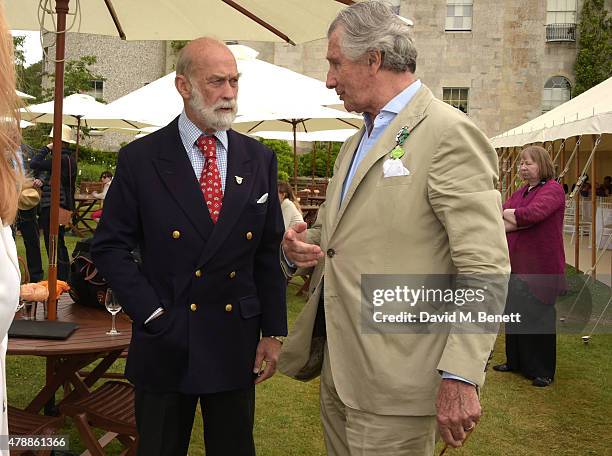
[282,222,323,268]
[253,337,282,385]
[436,379,481,448]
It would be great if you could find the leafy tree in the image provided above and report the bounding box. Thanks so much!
[574,0,612,96]
[18,60,44,101]
[298,142,341,177]
[13,36,26,68]
[260,139,294,180]
[44,55,106,101]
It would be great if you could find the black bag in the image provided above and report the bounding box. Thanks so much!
[68,238,108,308]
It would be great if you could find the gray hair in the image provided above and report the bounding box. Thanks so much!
[328,1,417,73]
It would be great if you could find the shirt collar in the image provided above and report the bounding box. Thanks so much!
[178,110,229,151]
[363,79,422,131]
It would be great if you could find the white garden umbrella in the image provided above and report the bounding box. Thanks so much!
[21,93,144,159]
[86,45,346,128]
[5,1,354,44]
[250,129,358,142]
[3,0,358,319]
[16,89,35,100]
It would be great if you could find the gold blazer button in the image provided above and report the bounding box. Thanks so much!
[195,269,202,278]
[190,303,197,311]
[246,232,253,240]
[172,230,181,239]
[225,304,233,312]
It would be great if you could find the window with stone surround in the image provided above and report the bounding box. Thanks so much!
[443,87,469,114]
[546,0,576,25]
[87,80,104,100]
[542,76,571,112]
[445,0,473,31]
[546,0,576,41]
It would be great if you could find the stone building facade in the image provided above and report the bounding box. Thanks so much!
[44,0,610,150]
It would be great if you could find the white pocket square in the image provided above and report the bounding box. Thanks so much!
[383,158,410,178]
[257,193,269,203]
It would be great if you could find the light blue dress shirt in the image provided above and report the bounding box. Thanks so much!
[178,110,229,192]
[341,79,422,201]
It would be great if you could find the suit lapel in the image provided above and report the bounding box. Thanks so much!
[152,118,214,241]
[329,85,433,237]
[199,130,254,266]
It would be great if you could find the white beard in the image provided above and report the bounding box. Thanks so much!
[189,85,237,132]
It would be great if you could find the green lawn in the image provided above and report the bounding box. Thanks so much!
[10,235,611,455]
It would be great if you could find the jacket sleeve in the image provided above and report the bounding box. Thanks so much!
[253,150,288,337]
[91,147,162,326]
[428,117,510,386]
[514,183,565,226]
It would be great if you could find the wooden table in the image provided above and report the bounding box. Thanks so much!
[72,193,101,237]
[8,296,131,415]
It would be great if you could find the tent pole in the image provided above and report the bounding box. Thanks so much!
[47,0,70,321]
[591,135,597,277]
[575,147,580,271]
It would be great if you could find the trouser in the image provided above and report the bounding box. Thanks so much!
[505,332,557,379]
[39,207,70,281]
[320,345,437,456]
[134,386,256,456]
[14,208,43,281]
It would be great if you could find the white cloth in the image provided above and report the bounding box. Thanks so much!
[0,220,20,445]
[281,198,304,230]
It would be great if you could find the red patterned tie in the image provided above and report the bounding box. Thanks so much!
[196,135,223,223]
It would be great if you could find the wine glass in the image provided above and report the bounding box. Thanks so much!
[104,288,122,335]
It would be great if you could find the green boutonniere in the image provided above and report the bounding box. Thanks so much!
[390,126,410,159]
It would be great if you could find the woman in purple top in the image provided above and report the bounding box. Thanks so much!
[494,146,566,387]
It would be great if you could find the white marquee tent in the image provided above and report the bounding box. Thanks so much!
[491,77,612,148]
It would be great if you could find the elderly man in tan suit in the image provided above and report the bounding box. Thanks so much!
[280,2,510,455]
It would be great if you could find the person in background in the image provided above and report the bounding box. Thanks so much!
[13,142,43,281]
[495,145,565,387]
[30,125,77,281]
[278,181,303,230]
[0,0,24,446]
[91,170,113,222]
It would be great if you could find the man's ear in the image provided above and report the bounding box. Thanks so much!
[367,50,383,74]
[175,74,191,99]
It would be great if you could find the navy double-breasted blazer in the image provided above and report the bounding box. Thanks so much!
[91,117,287,393]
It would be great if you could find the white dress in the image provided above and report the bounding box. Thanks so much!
[0,218,20,446]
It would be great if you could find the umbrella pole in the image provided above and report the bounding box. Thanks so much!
[46,0,71,321]
[326,141,332,182]
[293,122,298,193]
[311,141,316,187]
[75,116,81,163]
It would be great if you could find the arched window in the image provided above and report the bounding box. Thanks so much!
[542,76,571,112]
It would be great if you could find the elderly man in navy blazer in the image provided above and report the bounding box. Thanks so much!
[92,37,287,456]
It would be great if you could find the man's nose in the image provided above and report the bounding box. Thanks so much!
[326,72,336,89]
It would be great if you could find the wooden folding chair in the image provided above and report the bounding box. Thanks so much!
[8,406,64,456]
[60,381,138,456]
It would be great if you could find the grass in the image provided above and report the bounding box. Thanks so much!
[10,235,612,455]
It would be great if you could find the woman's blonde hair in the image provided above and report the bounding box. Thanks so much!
[0,3,22,225]
[521,145,555,181]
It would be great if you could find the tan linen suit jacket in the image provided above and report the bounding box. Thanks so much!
[279,84,510,416]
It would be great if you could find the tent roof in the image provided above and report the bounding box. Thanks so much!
[491,77,612,148]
